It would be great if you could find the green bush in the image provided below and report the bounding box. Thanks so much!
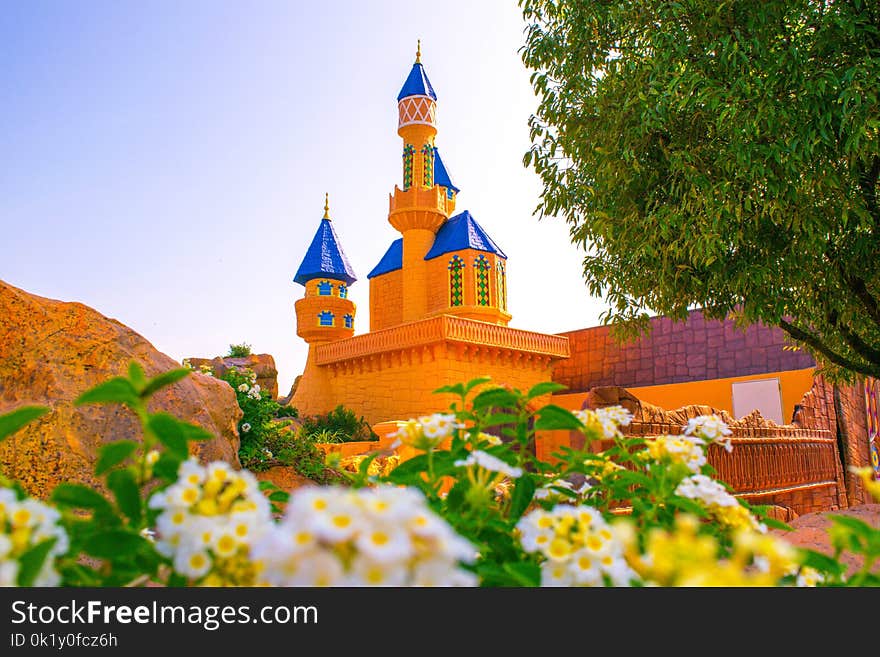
[226,343,252,357]
[218,366,337,483]
[300,404,378,443]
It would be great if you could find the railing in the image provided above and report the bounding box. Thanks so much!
[709,436,840,497]
[315,315,570,365]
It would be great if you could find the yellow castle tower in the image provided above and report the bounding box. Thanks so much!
[291,45,569,425]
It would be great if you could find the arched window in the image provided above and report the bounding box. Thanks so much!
[318,311,335,327]
[403,144,415,190]
[496,261,507,311]
[343,314,354,329]
[338,284,348,299]
[448,255,464,307]
[317,280,333,296]
[421,144,434,187]
[474,255,491,306]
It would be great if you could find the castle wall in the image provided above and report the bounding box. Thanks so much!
[369,270,403,331]
[315,343,555,425]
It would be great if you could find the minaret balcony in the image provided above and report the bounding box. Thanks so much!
[388,185,449,232]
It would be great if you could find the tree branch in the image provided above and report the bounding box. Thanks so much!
[779,319,880,379]
[827,308,880,365]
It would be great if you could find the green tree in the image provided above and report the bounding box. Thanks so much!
[521,0,880,380]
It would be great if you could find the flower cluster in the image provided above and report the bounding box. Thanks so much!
[574,405,632,440]
[621,514,801,586]
[0,489,69,586]
[675,474,766,532]
[643,434,707,472]
[148,460,271,585]
[684,414,734,452]
[517,504,637,586]
[251,485,477,586]
[390,413,464,451]
[534,477,589,502]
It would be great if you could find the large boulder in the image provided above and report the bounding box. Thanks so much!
[0,280,242,498]
[186,354,279,400]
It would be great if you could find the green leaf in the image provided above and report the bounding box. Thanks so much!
[147,413,212,459]
[828,514,876,540]
[152,452,182,482]
[760,517,793,532]
[526,381,567,400]
[0,406,49,442]
[509,474,536,521]
[434,383,465,397]
[16,537,58,587]
[107,469,142,525]
[472,387,521,411]
[51,483,115,517]
[798,549,846,577]
[128,362,147,393]
[141,368,191,399]
[95,440,139,476]
[384,454,429,484]
[463,377,493,394]
[83,530,152,559]
[75,377,140,408]
[268,491,290,503]
[502,561,541,587]
[534,405,584,431]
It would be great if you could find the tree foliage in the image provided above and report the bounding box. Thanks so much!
[521,0,880,380]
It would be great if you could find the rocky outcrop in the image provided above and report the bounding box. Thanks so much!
[0,280,242,498]
[187,354,279,400]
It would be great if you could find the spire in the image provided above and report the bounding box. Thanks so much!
[397,45,437,101]
[293,199,357,286]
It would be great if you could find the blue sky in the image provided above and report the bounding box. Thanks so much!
[1,1,609,395]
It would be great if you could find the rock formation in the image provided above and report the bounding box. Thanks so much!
[0,280,242,498]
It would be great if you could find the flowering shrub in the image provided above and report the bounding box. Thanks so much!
[0,369,878,587]
[219,367,338,483]
[300,404,379,444]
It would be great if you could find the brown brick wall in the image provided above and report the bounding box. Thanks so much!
[793,377,874,506]
[553,310,816,392]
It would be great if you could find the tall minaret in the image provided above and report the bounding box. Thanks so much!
[389,42,452,322]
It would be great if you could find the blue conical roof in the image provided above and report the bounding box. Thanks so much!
[397,62,437,101]
[424,210,507,260]
[433,148,459,193]
[293,218,357,286]
[367,238,403,278]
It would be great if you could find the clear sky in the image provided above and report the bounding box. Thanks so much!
[1,0,609,396]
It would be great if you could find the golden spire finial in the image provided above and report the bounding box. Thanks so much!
[416,39,421,64]
[323,192,330,220]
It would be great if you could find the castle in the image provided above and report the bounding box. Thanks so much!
[290,46,570,425]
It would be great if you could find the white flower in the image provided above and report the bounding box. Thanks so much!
[241,423,251,433]
[237,383,249,393]
[675,474,738,507]
[454,450,523,479]
[684,415,733,451]
[418,413,463,441]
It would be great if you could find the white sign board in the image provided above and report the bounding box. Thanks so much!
[731,378,784,425]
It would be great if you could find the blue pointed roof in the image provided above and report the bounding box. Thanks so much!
[367,238,403,278]
[397,62,437,101]
[424,211,507,261]
[293,218,357,286]
[433,148,459,193]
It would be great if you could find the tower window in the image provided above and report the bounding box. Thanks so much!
[317,280,333,296]
[344,314,354,329]
[318,311,335,327]
[421,144,434,187]
[403,144,415,190]
[497,261,507,311]
[448,255,464,307]
[474,255,491,306]
[338,284,348,299]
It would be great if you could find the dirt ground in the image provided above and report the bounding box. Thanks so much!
[771,503,880,577]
